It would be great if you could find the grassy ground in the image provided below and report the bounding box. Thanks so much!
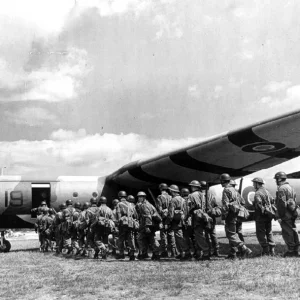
[1,232,300,300]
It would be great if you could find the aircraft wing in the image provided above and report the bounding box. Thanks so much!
[105,110,300,189]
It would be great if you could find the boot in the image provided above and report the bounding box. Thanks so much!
[180,252,192,261]
[240,246,252,258]
[225,253,237,260]
[212,249,220,257]
[129,255,136,261]
[269,246,275,256]
[201,255,211,261]
[94,250,99,259]
[160,251,169,258]
[283,251,294,258]
[138,253,148,260]
[261,247,269,256]
[116,253,125,259]
[151,254,160,261]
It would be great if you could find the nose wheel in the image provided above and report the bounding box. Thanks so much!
[0,231,11,252]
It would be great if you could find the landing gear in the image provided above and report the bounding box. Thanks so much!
[0,231,11,252]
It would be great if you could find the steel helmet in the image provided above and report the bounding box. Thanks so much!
[180,188,190,197]
[74,202,81,209]
[118,191,127,198]
[66,199,73,206]
[59,203,67,210]
[274,171,287,180]
[189,180,201,187]
[48,208,54,214]
[159,183,168,191]
[90,198,97,204]
[220,173,231,182]
[200,181,207,188]
[112,199,119,206]
[83,202,90,209]
[42,207,49,214]
[99,196,107,204]
[137,191,146,197]
[127,195,135,203]
[252,177,264,184]
[40,201,47,206]
[229,180,237,186]
[168,185,180,193]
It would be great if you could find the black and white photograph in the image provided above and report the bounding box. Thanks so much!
[0,1,300,299]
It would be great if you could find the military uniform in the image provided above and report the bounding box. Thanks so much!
[182,195,195,255]
[187,191,210,258]
[85,204,100,255]
[157,191,177,257]
[276,182,299,255]
[116,198,137,258]
[36,211,53,252]
[222,184,251,257]
[51,210,64,253]
[253,186,275,254]
[94,204,114,259]
[138,199,160,259]
[77,208,88,255]
[166,195,190,259]
[204,190,220,255]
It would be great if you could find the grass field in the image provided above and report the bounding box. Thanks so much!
[2,232,300,300]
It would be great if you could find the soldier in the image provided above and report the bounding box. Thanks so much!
[85,198,100,258]
[94,196,114,259]
[127,195,139,256]
[32,201,48,217]
[166,185,191,260]
[110,199,119,256]
[115,191,138,260]
[137,191,161,260]
[200,181,221,257]
[156,183,177,258]
[181,188,195,256]
[187,180,211,261]
[36,207,53,252]
[274,171,299,257]
[230,180,245,245]
[220,173,252,259]
[51,203,66,254]
[252,177,276,256]
[77,202,90,256]
[61,199,77,255]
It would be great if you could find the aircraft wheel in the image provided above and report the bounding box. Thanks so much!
[0,239,11,252]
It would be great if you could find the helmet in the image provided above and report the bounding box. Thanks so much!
[118,191,127,198]
[229,180,237,186]
[83,202,90,209]
[169,185,180,193]
[137,191,146,197]
[252,177,264,184]
[74,202,82,209]
[48,208,54,214]
[66,199,73,206]
[181,188,190,197]
[42,207,49,214]
[274,171,287,180]
[40,201,47,206]
[200,181,207,188]
[112,199,119,206]
[90,198,97,205]
[63,209,70,218]
[159,183,168,191]
[127,195,135,203]
[189,180,201,187]
[59,203,67,210]
[99,196,107,204]
[220,173,231,182]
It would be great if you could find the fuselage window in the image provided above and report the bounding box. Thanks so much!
[92,192,98,198]
[73,192,78,197]
[10,191,23,206]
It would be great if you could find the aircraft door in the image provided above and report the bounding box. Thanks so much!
[31,183,51,218]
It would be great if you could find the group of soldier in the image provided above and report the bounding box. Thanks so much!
[33,170,300,261]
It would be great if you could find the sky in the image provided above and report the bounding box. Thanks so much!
[1,0,300,177]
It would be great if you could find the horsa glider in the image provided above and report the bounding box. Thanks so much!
[1,109,300,252]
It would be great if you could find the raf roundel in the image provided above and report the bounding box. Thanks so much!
[241,142,286,153]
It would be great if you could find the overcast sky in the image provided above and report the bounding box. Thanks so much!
[1,0,300,177]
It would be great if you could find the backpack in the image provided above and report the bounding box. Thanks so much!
[263,192,277,219]
[230,191,249,221]
[159,194,170,218]
[173,198,184,223]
